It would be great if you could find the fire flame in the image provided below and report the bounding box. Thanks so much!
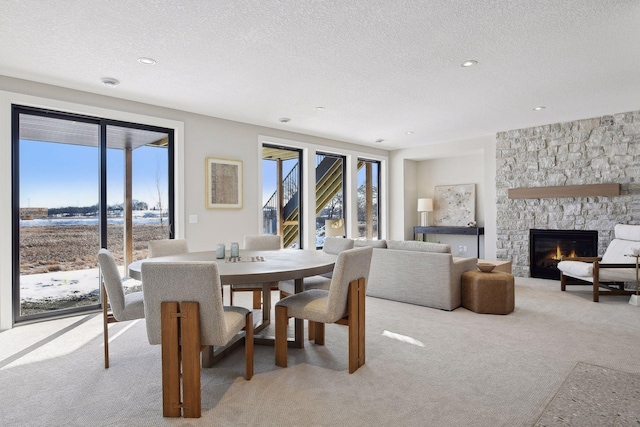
[552,245,576,260]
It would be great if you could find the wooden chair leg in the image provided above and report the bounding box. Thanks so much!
[357,278,366,370]
[252,290,261,309]
[308,320,315,341]
[245,312,254,380]
[180,302,201,419]
[593,263,600,302]
[230,288,234,305]
[560,273,566,291]
[275,305,288,367]
[102,286,109,369]
[160,302,181,417]
[314,322,325,345]
[347,280,360,374]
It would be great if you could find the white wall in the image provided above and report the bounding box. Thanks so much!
[417,154,485,256]
[0,76,388,329]
[388,135,497,258]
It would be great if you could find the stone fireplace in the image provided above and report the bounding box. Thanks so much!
[495,110,640,277]
[529,229,598,280]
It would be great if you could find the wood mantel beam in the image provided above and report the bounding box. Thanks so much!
[508,183,620,199]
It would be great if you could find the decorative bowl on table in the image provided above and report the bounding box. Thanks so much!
[477,263,496,273]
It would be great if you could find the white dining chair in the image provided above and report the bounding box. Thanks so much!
[278,237,354,296]
[230,235,281,308]
[97,248,145,369]
[147,238,189,258]
[275,246,372,373]
[141,261,253,418]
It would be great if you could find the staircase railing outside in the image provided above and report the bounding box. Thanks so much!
[262,157,363,248]
[262,163,299,236]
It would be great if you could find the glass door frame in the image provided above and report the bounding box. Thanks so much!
[315,151,347,245]
[11,105,175,324]
[262,143,304,249]
[357,157,381,240]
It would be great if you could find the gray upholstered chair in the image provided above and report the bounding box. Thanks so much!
[278,237,354,296]
[230,235,282,309]
[97,249,145,369]
[275,246,372,373]
[147,238,189,258]
[141,261,253,418]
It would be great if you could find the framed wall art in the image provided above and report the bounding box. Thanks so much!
[433,184,475,226]
[205,157,243,209]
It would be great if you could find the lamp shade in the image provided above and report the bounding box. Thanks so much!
[417,198,433,212]
[325,219,345,237]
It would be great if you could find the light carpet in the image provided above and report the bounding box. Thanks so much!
[0,278,639,426]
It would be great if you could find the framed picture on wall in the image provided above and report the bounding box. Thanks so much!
[205,157,243,209]
[433,184,475,226]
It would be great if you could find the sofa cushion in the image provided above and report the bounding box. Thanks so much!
[386,240,451,253]
[353,239,387,248]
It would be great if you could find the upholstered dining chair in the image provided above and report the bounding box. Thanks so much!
[97,249,145,369]
[275,246,372,373]
[141,261,253,418]
[230,235,282,309]
[148,238,189,258]
[278,237,355,341]
[278,237,354,296]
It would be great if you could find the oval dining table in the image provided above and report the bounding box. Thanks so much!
[128,249,337,366]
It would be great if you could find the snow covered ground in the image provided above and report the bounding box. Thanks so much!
[20,266,139,303]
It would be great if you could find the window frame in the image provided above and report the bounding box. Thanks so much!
[11,105,175,324]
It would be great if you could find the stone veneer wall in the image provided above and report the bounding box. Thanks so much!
[495,110,640,277]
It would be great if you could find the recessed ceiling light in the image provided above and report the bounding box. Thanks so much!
[533,106,546,111]
[138,57,156,65]
[405,131,414,135]
[314,106,326,111]
[101,77,119,88]
[461,60,478,67]
[279,118,291,123]
[375,139,384,144]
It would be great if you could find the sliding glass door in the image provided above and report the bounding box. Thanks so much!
[12,106,174,323]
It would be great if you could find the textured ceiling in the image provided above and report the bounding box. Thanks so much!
[1,0,639,150]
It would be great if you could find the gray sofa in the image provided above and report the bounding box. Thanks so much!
[354,239,477,311]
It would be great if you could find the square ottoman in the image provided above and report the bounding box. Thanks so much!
[461,270,515,314]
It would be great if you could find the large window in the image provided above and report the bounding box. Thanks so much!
[315,153,346,248]
[12,106,174,323]
[262,145,302,248]
[260,136,385,250]
[357,158,380,240]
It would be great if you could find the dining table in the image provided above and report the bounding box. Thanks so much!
[128,248,337,366]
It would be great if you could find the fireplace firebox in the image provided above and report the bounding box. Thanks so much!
[529,229,598,280]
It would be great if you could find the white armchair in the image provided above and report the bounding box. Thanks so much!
[557,224,640,301]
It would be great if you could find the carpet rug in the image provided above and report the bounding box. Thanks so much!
[535,362,640,426]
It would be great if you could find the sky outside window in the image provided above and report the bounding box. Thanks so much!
[20,139,167,209]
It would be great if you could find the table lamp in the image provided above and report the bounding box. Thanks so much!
[417,198,433,227]
[325,218,345,237]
